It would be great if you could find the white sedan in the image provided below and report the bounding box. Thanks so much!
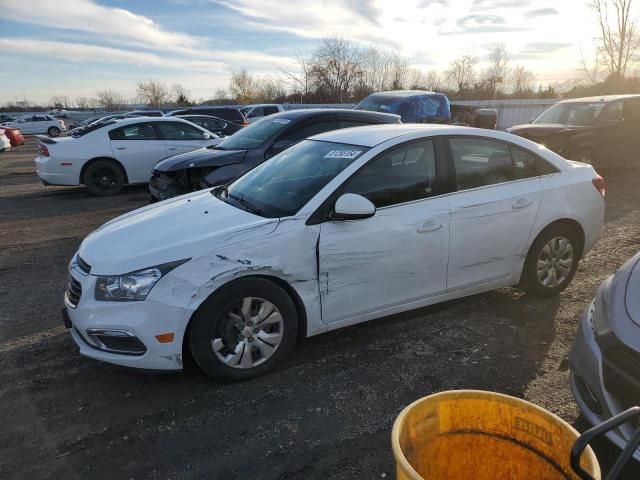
[35,117,219,195]
[64,125,605,380]
[1,114,66,137]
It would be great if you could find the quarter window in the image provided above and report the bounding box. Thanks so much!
[342,140,437,208]
[109,123,158,140]
[158,122,204,140]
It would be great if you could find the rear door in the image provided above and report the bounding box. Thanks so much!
[32,115,51,134]
[446,136,543,290]
[157,121,211,156]
[108,122,167,183]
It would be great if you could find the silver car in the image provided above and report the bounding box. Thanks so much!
[570,251,640,461]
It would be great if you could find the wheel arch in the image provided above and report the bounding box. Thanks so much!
[79,157,129,185]
[181,274,309,366]
[524,217,586,275]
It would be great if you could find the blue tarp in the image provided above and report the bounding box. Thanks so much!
[355,92,451,123]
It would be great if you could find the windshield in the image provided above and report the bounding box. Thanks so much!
[217,116,292,150]
[222,140,369,218]
[533,102,605,126]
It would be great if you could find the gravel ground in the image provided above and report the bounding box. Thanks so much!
[1,137,639,479]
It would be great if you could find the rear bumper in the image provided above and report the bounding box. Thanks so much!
[35,154,80,186]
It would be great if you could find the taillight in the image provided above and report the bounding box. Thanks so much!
[592,174,605,197]
[39,145,50,156]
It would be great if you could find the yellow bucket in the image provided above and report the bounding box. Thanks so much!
[392,390,601,479]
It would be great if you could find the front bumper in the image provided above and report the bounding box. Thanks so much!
[65,268,189,371]
[149,171,189,201]
[569,301,640,461]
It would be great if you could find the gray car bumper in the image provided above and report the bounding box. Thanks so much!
[569,301,640,462]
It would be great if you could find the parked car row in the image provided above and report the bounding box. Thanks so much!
[1,114,66,137]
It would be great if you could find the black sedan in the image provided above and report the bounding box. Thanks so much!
[149,109,401,202]
[507,94,640,167]
[176,114,242,137]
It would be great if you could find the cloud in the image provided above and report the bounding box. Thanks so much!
[523,8,559,19]
[417,0,449,6]
[0,0,201,54]
[442,14,526,34]
[471,0,528,8]
[521,42,572,54]
[344,0,382,25]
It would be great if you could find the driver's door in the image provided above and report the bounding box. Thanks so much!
[318,139,450,324]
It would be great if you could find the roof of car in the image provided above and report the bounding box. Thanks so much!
[367,90,442,97]
[108,116,191,125]
[268,108,400,121]
[310,124,506,147]
[558,94,640,103]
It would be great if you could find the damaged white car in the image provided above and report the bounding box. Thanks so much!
[63,124,605,380]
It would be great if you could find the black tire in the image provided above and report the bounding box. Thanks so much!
[83,160,126,196]
[47,126,60,137]
[188,278,298,381]
[520,223,581,298]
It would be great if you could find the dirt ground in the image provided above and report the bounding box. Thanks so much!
[1,137,639,479]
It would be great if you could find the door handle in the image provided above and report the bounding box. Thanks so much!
[115,147,126,150]
[417,221,443,233]
[512,198,533,210]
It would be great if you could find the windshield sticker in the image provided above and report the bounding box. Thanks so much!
[324,150,362,159]
[271,119,291,124]
[379,104,391,111]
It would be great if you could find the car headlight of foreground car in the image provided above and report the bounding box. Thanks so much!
[589,276,614,335]
[95,259,189,302]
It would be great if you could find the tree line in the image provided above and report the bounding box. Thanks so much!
[2,0,638,112]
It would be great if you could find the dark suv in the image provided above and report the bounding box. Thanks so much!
[507,94,640,167]
[166,106,247,126]
[149,109,401,201]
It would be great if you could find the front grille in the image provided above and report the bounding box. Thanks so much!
[601,335,640,408]
[76,255,91,275]
[65,275,82,308]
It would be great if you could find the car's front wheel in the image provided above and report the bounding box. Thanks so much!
[188,278,299,381]
[47,126,60,137]
[520,224,581,297]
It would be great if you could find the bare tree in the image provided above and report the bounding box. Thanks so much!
[279,51,314,103]
[255,75,287,102]
[579,46,602,85]
[75,96,92,110]
[510,65,536,95]
[445,54,478,97]
[171,83,192,106]
[213,88,228,105]
[50,95,70,108]
[309,37,365,102]
[589,0,639,80]
[229,69,256,103]
[95,90,123,111]
[484,44,510,99]
[136,79,171,107]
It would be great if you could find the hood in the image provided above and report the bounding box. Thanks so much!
[154,147,247,172]
[508,124,588,138]
[624,253,640,327]
[79,190,278,275]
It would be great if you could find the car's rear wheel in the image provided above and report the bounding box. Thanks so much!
[83,160,125,196]
[520,224,581,297]
[47,126,60,137]
[188,278,298,381]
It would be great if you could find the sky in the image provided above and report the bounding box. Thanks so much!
[0,0,599,104]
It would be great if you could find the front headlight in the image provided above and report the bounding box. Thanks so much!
[95,259,189,302]
[591,276,613,334]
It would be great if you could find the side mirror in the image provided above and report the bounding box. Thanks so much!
[203,132,215,139]
[332,193,376,220]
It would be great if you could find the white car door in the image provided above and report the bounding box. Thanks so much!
[157,121,214,156]
[446,137,542,291]
[32,115,52,134]
[108,122,167,183]
[319,139,450,324]
[17,116,37,134]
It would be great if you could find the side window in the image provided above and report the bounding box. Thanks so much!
[158,122,204,140]
[282,121,343,142]
[247,107,264,118]
[509,145,557,177]
[34,116,47,122]
[108,122,158,141]
[623,100,640,123]
[342,140,437,208]
[263,106,279,115]
[602,102,623,121]
[450,138,539,190]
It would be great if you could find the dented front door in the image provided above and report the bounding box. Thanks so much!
[318,197,450,324]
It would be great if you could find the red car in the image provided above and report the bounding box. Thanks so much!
[3,127,24,147]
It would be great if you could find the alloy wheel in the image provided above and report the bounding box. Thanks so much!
[91,167,117,191]
[536,236,574,288]
[211,297,284,369]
